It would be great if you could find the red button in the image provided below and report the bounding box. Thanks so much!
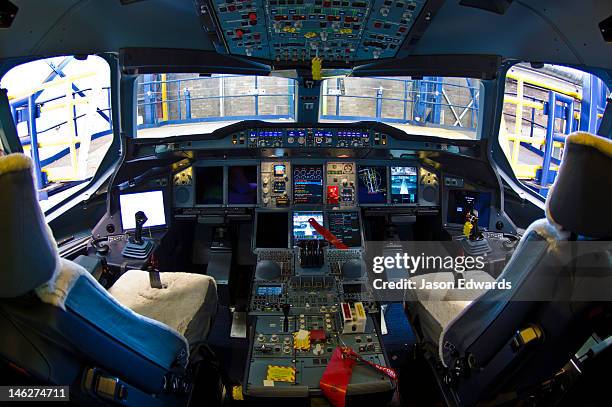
[249,12,257,21]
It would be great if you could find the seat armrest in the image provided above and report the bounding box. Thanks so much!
[73,255,103,280]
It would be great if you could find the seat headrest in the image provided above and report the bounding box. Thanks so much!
[546,132,612,239]
[0,154,58,298]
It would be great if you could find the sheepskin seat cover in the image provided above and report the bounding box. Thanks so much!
[109,270,217,344]
[405,270,495,346]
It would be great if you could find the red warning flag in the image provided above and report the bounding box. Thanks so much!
[320,347,397,407]
[308,217,348,250]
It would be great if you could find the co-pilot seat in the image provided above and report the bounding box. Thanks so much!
[0,154,217,405]
[405,132,612,405]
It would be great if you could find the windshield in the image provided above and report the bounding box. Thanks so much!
[321,77,481,139]
[135,74,481,140]
[136,74,297,138]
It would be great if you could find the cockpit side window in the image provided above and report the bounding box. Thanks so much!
[0,55,113,211]
[500,63,610,197]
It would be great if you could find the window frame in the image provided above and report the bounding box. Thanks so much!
[0,53,122,221]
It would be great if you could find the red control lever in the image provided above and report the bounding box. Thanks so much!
[308,218,348,250]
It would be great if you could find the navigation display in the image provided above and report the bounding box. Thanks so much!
[120,190,166,230]
[391,166,418,204]
[228,165,257,204]
[328,211,362,247]
[293,211,323,241]
[293,165,324,204]
[195,166,224,205]
[357,166,387,204]
[447,190,492,227]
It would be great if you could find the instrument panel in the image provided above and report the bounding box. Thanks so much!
[200,0,427,64]
[113,123,503,244]
[174,160,427,209]
[237,127,388,148]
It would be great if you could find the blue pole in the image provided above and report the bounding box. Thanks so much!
[375,87,383,121]
[541,92,557,191]
[72,91,78,138]
[431,77,442,124]
[403,80,408,122]
[28,95,43,189]
[288,81,295,120]
[177,80,182,120]
[335,78,340,116]
[107,87,112,131]
[143,74,154,125]
[565,101,574,134]
[579,74,602,133]
[10,105,17,125]
[184,89,192,119]
[530,105,535,138]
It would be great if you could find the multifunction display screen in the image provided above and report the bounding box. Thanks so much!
[293,165,324,204]
[293,211,323,241]
[195,166,224,205]
[447,190,492,227]
[357,166,387,204]
[228,165,257,204]
[328,211,362,247]
[390,166,418,204]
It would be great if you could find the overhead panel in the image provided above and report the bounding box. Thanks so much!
[204,0,426,65]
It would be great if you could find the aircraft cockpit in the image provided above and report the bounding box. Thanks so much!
[0,1,611,407]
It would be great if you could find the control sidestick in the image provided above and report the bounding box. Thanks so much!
[133,211,148,244]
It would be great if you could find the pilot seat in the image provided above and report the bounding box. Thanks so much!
[0,153,218,405]
[404,131,612,405]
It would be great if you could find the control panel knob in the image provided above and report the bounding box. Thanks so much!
[313,343,324,356]
[342,259,366,279]
[255,260,281,280]
[263,176,269,185]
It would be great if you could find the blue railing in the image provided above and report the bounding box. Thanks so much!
[320,76,479,128]
[136,74,296,129]
[11,86,113,191]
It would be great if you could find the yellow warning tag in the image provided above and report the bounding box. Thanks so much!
[312,57,323,81]
[339,28,353,34]
[266,365,296,383]
[463,221,473,238]
[304,31,317,38]
[232,385,244,401]
[354,302,366,319]
[293,329,311,351]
